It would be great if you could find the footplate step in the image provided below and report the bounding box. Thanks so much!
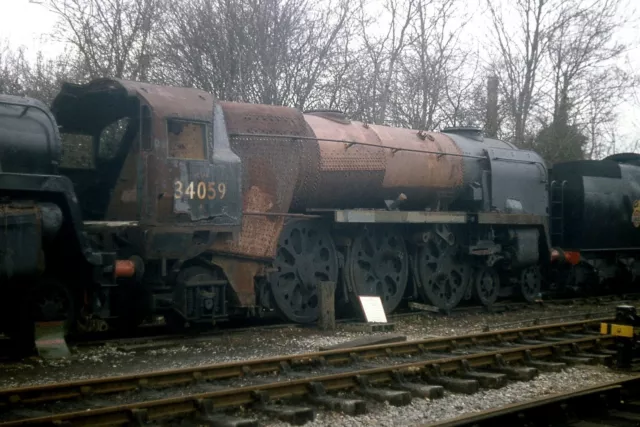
[34,321,70,359]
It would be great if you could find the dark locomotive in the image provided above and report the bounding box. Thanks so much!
[0,77,637,344]
[549,154,640,293]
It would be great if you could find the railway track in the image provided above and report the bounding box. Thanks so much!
[60,292,640,352]
[0,317,620,426]
[424,374,640,427]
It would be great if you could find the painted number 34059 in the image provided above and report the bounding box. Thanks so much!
[174,181,227,200]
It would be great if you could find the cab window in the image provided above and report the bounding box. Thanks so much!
[167,119,207,160]
[99,118,130,160]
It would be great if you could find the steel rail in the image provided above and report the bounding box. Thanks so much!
[419,374,640,427]
[0,317,609,409]
[0,335,616,427]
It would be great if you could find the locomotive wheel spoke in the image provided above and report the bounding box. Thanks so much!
[416,232,469,311]
[270,220,338,323]
[345,227,409,314]
[519,265,542,302]
[473,266,500,307]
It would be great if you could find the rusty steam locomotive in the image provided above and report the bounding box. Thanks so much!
[1,78,639,342]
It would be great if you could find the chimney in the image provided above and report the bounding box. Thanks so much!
[486,75,499,138]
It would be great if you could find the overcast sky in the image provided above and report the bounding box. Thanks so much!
[1,0,639,151]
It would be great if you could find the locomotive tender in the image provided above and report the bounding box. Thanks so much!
[0,77,636,341]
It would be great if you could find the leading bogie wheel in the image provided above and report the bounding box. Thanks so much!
[519,266,542,302]
[473,266,500,307]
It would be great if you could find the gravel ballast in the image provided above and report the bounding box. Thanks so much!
[258,366,634,427]
[0,300,625,389]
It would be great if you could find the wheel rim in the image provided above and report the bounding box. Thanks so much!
[344,227,409,314]
[416,233,469,310]
[270,220,338,323]
[519,266,541,302]
[474,266,500,307]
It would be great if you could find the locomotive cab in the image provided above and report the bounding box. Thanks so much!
[52,79,243,238]
[50,79,243,329]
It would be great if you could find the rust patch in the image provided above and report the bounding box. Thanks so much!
[369,125,464,189]
[211,256,264,307]
[302,115,464,210]
[168,120,206,160]
[211,102,314,261]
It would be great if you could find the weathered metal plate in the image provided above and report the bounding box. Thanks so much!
[477,212,547,225]
[211,102,313,259]
[208,103,314,306]
[486,147,548,217]
[302,114,465,210]
[332,210,547,226]
[34,321,70,359]
[369,124,464,189]
[334,210,468,224]
[52,79,216,131]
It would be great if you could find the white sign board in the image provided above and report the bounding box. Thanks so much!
[358,296,388,323]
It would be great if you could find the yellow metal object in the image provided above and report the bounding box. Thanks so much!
[600,322,635,338]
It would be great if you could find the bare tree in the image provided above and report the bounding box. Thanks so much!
[390,0,472,130]
[354,0,417,124]
[580,67,639,158]
[156,0,351,108]
[0,42,27,95]
[44,0,162,80]
[0,41,85,104]
[486,0,559,146]
[547,0,637,159]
